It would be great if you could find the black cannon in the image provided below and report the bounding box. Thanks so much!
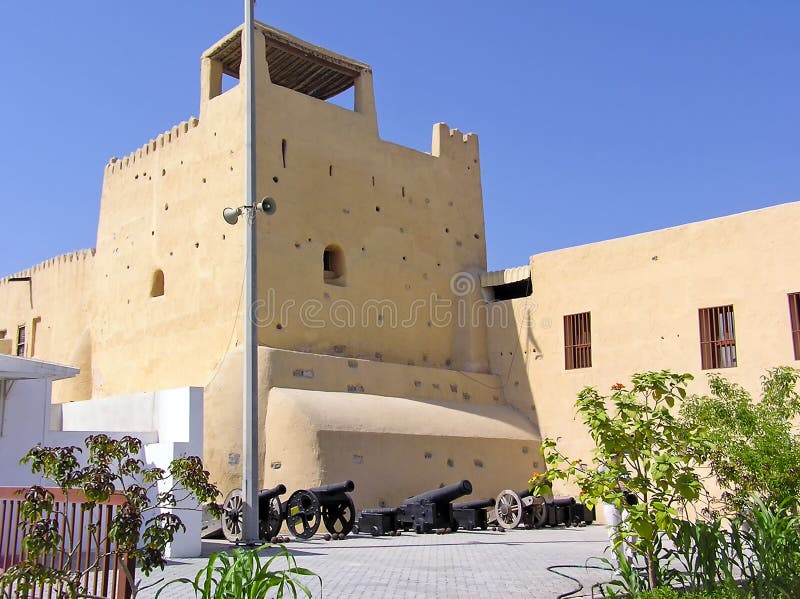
[397,480,473,534]
[310,480,356,536]
[282,480,357,539]
[354,507,399,536]
[544,496,595,528]
[221,484,287,542]
[453,497,496,531]
[492,488,547,529]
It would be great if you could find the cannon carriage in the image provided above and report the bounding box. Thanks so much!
[491,488,595,530]
[452,497,496,531]
[355,480,473,535]
[220,480,356,542]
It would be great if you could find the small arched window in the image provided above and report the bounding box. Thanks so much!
[323,245,345,286]
[151,269,165,297]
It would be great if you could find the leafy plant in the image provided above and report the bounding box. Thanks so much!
[737,497,800,598]
[680,367,800,516]
[156,543,320,599]
[530,371,709,590]
[0,435,221,598]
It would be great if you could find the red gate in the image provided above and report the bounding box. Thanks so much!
[0,487,134,598]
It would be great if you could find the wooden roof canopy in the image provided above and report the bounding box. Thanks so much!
[205,22,370,101]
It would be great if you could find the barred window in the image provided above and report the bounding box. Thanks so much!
[698,305,737,369]
[16,325,26,357]
[789,293,800,361]
[564,312,592,370]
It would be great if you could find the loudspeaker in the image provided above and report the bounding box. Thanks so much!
[222,207,241,225]
[258,197,277,215]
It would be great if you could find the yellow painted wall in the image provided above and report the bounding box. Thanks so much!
[487,201,800,495]
[0,250,95,402]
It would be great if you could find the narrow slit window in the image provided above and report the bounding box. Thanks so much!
[564,312,591,370]
[789,293,800,360]
[323,245,345,286]
[16,325,26,357]
[698,305,737,369]
[151,269,165,297]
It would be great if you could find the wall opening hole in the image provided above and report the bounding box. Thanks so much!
[490,276,532,302]
[161,169,166,176]
[150,269,165,297]
[371,176,375,187]
[281,139,287,168]
[323,244,346,286]
[375,206,380,212]
[329,165,333,177]
[272,176,279,183]
[221,73,239,93]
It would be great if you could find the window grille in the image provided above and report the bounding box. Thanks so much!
[564,312,592,370]
[789,293,800,361]
[698,305,737,369]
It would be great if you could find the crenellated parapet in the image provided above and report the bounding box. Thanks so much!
[104,117,200,176]
[0,248,96,285]
[431,122,480,163]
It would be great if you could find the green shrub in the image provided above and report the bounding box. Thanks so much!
[680,367,800,516]
[634,586,752,599]
[156,543,320,599]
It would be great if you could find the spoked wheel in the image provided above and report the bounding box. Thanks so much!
[495,489,523,530]
[285,490,321,539]
[221,488,244,542]
[532,496,547,529]
[321,497,356,536]
[259,496,283,541]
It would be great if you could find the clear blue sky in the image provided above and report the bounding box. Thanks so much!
[1,1,798,275]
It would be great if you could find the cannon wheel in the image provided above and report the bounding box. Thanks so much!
[496,489,523,529]
[259,495,283,541]
[532,496,547,529]
[321,497,355,535]
[285,490,321,539]
[221,488,244,542]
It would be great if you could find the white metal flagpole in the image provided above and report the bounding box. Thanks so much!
[242,0,260,544]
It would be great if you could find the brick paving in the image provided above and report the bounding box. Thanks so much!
[137,525,618,598]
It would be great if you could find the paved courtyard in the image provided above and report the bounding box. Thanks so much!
[139,525,617,598]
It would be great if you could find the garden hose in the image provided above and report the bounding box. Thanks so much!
[544,563,649,599]
[545,564,613,598]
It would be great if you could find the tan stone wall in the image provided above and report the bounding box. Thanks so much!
[488,201,800,495]
[204,347,540,506]
[0,250,95,402]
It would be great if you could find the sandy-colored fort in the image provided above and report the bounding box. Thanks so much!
[1,23,798,508]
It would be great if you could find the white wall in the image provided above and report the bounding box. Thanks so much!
[0,380,204,558]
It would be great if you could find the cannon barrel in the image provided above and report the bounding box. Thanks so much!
[258,484,287,500]
[454,497,496,510]
[517,488,533,500]
[258,484,286,513]
[360,507,399,515]
[548,496,576,507]
[403,480,472,505]
[310,480,355,496]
